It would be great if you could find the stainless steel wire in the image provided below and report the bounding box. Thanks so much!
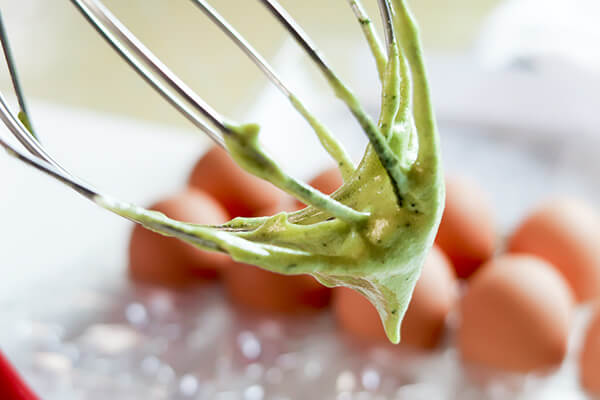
[189,0,292,99]
[0,11,38,140]
[377,0,395,51]
[257,0,335,78]
[0,0,391,207]
[71,0,228,147]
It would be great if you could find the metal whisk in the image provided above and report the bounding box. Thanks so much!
[0,0,395,201]
[0,0,444,346]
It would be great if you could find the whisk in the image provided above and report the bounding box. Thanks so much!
[0,0,444,344]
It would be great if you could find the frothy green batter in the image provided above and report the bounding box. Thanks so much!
[99,0,444,344]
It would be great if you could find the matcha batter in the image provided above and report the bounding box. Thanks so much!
[2,0,443,344]
[99,0,444,343]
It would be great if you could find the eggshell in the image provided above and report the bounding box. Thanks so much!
[222,263,331,314]
[257,196,301,216]
[458,254,574,372]
[333,246,457,349]
[188,146,283,217]
[128,189,230,288]
[508,198,600,302]
[435,175,496,278]
[222,200,331,314]
[580,304,600,394]
[309,167,343,195]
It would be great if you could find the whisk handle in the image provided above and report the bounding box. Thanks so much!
[0,351,40,400]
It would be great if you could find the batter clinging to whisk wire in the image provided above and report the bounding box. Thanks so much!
[0,0,444,344]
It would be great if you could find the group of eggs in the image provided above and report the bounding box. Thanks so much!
[128,146,600,394]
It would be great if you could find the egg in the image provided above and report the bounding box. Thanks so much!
[222,201,331,314]
[333,246,457,349]
[458,254,574,372]
[508,198,600,302]
[128,188,230,288]
[435,175,496,278]
[580,304,600,395]
[296,166,343,208]
[188,146,283,217]
[257,195,301,217]
[222,263,331,314]
[308,167,343,195]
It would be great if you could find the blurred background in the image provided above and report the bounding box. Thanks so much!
[0,0,501,127]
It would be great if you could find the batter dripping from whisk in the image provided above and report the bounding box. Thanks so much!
[0,0,443,344]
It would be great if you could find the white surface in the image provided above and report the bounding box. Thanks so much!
[0,102,210,296]
[477,0,600,73]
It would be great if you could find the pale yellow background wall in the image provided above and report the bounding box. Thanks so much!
[0,0,500,128]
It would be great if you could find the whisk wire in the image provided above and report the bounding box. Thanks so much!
[0,0,368,225]
[0,136,98,199]
[0,0,401,221]
[258,0,331,76]
[189,0,355,178]
[258,0,409,197]
[0,11,38,140]
[377,0,395,53]
[0,10,97,195]
[0,92,63,171]
[71,0,228,147]
[347,0,387,80]
[0,94,99,198]
[190,0,291,98]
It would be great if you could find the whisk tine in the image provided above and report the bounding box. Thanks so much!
[0,98,98,199]
[0,13,98,198]
[260,0,410,198]
[258,0,332,75]
[70,0,228,147]
[189,0,291,98]
[0,137,98,199]
[0,11,38,140]
[189,0,355,178]
[377,0,395,52]
[0,92,65,172]
[347,0,387,80]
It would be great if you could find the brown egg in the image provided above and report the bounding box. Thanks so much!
[333,246,457,349]
[435,175,496,279]
[257,195,302,216]
[222,263,331,314]
[458,254,574,372]
[296,166,343,208]
[128,189,230,288]
[580,304,600,394]
[508,198,600,302]
[222,201,331,314]
[188,146,283,217]
[309,167,343,195]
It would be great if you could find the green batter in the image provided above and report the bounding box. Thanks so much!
[0,0,444,344]
[99,0,444,344]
